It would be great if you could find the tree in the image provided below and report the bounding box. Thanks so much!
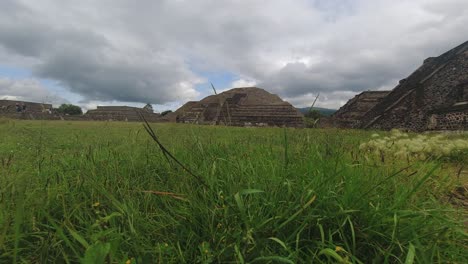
[57,104,83,115]
[160,110,173,116]
[304,109,323,128]
[143,103,154,113]
[304,109,322,119]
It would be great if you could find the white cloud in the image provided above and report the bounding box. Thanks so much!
[284,91,358,109]
[230,79,258,88]
[0,77,65,105]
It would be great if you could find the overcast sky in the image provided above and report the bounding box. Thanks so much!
[0,0,467,111]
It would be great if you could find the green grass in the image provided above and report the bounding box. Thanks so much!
[0,120,466,263]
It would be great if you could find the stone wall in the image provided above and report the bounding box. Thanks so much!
[317,117,359,128]
[427,111,467,130]
[1,112,65,121]
[427,103,468,130]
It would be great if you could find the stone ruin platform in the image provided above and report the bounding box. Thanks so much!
[0,100,52,114]
[84,106,160,122]
[0,100,56,120]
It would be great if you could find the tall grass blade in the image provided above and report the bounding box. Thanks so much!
[308,93,320,113]
[404,243,416,264]
[318,248,345,263]
[211,82,217,95]
[81,242,111,264]
[239,189,264,195]
[268,237,289,252]
[252,256,294,263]
[396,164,439,207]
[138,112,208,188]
[13,194,24,264]
[66,225,89,248]
[277,195,316,230]
[283,128,289,169]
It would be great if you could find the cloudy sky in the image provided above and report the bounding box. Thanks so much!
[0,0,467,111]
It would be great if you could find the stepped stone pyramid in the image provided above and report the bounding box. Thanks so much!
[331,91,390,127]
[333,40,468,131]
[169,87,304,127]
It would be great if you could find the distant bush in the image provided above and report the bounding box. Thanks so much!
[57,104,83,115]
[304,109,323,128]
[304,109,323,119]
[161,110,173,116]
[304,117,319,128]
[143,103,154,113]
[360,129,468,161]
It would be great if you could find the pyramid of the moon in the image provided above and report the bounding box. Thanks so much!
[333,40,468,131]
[169,87,304,127]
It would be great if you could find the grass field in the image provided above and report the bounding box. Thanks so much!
[0,120,467,263]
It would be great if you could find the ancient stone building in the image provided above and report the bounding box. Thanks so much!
[170,87,304,127]
[0,99,56,120]
[85,106,160,122]
[333,41,468,131]
[331,91,390,128]
[0,100,52,114]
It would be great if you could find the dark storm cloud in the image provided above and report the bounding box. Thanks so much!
[0,0,467,107]
[35,48,198,103]
[255,0,468,105]
[260,52,416,97]
[0,22,107,58]
[0,0,200,104]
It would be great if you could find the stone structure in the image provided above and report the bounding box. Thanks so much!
[0,100,55,120]
[0,100,161,122]
[85,106,160,122]
[0,100,52,114]
[331,91,390,128]
[332,41,468,131]
[170,87,304,127]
